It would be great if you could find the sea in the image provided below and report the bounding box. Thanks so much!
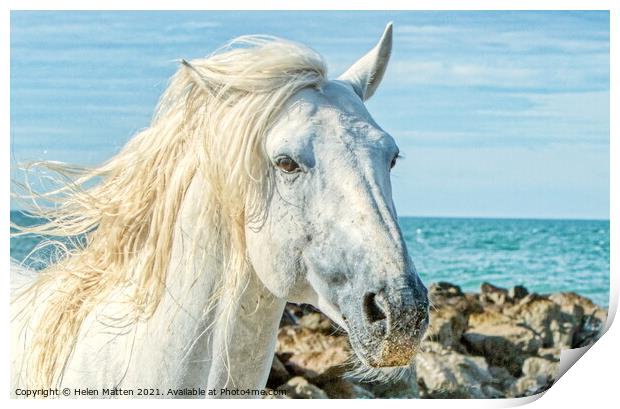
[10,211,610,308]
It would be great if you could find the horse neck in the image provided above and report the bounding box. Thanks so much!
[133,173,286,391]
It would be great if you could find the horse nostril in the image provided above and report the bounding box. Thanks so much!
[363,292,387,323]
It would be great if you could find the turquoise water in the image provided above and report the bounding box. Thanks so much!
[10,211,609,307]
[401,217,609,307]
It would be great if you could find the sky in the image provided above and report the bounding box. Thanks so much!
[10,11,610,219]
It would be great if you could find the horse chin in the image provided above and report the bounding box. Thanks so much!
[345,331,421,383]
[345,344,415,383]
[355,341,419,368]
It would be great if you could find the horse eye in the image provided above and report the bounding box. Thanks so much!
[275,156,300,173]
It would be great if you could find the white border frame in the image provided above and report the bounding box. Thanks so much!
[2,2,616,408]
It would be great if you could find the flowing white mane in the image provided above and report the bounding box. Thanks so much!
[12,35,327,389]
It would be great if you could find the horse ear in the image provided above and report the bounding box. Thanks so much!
[337,22,393,101]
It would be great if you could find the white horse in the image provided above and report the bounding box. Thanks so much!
[11,23,429,398]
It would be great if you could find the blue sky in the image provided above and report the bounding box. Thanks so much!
[10,11,610,219]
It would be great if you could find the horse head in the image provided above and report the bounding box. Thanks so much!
[245,23,429,370]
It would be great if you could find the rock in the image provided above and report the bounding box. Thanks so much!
[299,312,337,334]
[594,307,608,322]
[574,311,607,347]
[548,293,608,347]
[509,285,529,301]
[269,281,605,398]
[512,292,546,307]
[548,293,585,323]
[537,347,561,362]
[466,318,544,359]
[429,283,484,314]
[423,304,468,350]
[284,350,350,381]
[425,285,484,353]
[429,282,464,298]
[416,342,501,398]
[277,326,351,379]
[280,306,299,326]
[522,357,559,381]
[480,282,509,305]
[509,375,553,397]
[507,297,577,348]
[362,368,419,398]
[319,379,375,399]
[277,377,329,399]
[488,366,517,391]
[277,326,348,355]
[462,323,542,375]
[468,310,514,327]
[267,355,291,389]
[548,292,599,316]
[508,359,558,399]
[481,385,504,398]
[429,285,483,312]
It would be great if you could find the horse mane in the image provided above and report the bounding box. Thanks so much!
[11,35,327,389]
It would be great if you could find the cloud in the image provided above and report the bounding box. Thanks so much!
[163,20,222,32]
[396,20,609,55]
[388,60,537,88]
[387,89,609,149]
[387,18,608,91]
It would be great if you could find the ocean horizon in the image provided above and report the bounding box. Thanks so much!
[10,210,610,308]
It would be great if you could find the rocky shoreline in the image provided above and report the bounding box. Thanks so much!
[266,282,607,399]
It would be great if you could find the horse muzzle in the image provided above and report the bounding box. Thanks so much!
[347,284,429,368]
